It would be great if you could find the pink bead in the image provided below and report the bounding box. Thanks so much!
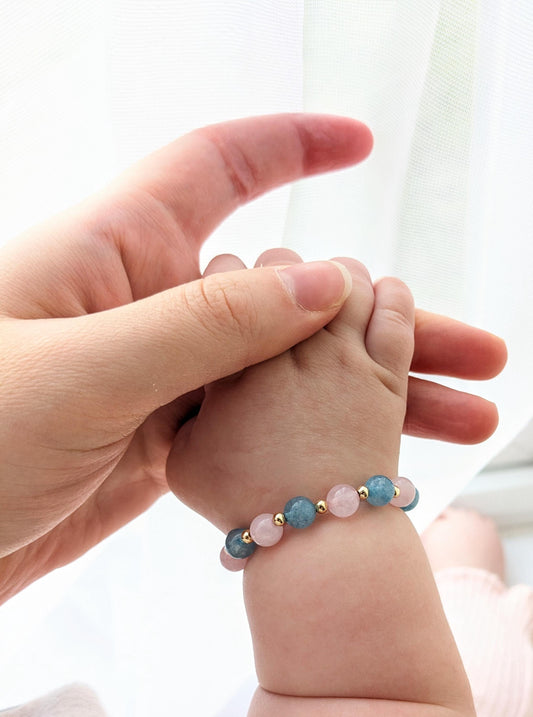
[220,547,248,572]
[326,484,360,518]
[250,513,284,547]
[390,476,417,508]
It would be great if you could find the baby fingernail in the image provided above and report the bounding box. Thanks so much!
[277,261,352,311]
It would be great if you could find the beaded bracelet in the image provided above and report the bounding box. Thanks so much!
[220,474,419,571]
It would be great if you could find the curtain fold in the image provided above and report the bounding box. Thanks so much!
[286,0,533,532]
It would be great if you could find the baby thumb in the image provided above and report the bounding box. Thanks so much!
[69,261,352,421]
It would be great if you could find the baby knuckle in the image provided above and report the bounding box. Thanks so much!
[380,307,413,334]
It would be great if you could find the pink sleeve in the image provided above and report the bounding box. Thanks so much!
[435,567,533,717]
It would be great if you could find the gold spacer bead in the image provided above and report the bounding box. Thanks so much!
[315,500,328,514]
[394,485,401,498]
[273,513,286,526]
[241,530,253,544]
[358,486,369,501]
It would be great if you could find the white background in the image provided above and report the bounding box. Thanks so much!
[1,2,532,715]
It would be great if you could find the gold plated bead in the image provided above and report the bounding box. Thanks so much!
[358,486,369,500]
[241,530,253,544]
[273,513,286,526]
[394,485,401,498]
[315,500,328,514]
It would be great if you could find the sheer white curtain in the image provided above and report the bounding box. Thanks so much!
[0,1,532,715]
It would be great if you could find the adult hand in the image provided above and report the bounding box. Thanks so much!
[0,114,369,601]
[0,114,505,602]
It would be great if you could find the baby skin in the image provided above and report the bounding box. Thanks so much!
[167,251,476,717]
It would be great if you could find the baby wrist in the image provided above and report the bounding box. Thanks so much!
[220,474,419,571]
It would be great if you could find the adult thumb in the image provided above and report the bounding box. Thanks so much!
[66,260,352,420]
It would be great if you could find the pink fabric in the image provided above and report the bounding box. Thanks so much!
[0,684,107,717]
[435,567,533,717]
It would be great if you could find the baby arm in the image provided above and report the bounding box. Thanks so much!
[167,255,476,716]
[246,504,473,717]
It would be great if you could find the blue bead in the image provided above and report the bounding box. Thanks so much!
[225,528,257,559]
[284,496,316,529]
[365,475,395,506]
[400,488,420,512]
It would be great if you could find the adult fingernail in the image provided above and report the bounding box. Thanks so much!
[277,261,352,311]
